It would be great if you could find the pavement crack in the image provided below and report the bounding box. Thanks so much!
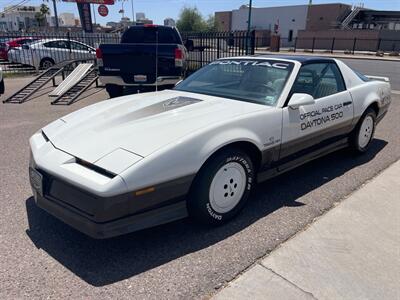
[258,263,319,300]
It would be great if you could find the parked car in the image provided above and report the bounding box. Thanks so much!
[8,39,96,70]
[0,37,39,61]
[29,56,391,238]
[97,25,188,98]
[0,66,4,95]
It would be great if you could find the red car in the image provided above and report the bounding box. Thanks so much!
[0,37,39,60]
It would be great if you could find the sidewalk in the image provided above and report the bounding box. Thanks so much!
[212,160,400,300]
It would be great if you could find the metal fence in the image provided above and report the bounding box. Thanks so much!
[181,31,255,71]
[0,32,120,74]
[0,30,398,75]
[254,36,400,54]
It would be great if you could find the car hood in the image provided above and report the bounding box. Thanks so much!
[43,90,266,168]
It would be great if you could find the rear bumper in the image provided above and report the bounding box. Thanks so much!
[99,75,182,87]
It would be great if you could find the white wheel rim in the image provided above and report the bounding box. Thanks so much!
[358,116,374,148]
[209,162,247,214]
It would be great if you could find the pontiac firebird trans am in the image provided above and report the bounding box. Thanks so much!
[29,55,391,238]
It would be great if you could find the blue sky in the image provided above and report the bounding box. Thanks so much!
[1,0,399,25]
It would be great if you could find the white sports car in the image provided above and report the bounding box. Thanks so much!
[29,56,391,238]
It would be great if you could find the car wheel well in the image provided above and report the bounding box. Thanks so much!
[367,102,379,116]
[203,141,262,173]
[40,57,55,65]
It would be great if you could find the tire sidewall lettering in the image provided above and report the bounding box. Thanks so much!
[206,154,253,220]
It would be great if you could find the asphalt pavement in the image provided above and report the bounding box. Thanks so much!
[1,60,400,299]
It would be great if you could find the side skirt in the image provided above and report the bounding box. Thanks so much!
[257,137,349,182]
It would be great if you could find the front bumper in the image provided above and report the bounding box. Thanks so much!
[29,166,193,239]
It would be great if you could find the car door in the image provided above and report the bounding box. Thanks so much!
[279,62,354,167]
[43,40,70,64]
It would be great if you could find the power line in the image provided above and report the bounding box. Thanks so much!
[2,0,31,14]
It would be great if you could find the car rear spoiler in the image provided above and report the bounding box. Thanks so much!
[365,75,390,83]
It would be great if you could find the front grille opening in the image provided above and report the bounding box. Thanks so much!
[76,158,116,179]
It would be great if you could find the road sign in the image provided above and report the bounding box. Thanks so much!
[98,5,109,17]
[63,0,115,5]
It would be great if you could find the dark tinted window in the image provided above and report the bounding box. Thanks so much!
[121,26,181,44]
[292,63,345,99]
[44,40,69,49]
[353,69,370,82]
[71,41,90,51]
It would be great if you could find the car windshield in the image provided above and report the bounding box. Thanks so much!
[175,59,294,106]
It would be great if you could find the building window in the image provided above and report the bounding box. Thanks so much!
[288,30,293,42]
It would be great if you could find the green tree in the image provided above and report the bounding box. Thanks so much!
[176,6,207,32]
[206,14,217,32]
[35,4,50,27]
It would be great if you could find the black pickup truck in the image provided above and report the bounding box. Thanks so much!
[97,25,187,97]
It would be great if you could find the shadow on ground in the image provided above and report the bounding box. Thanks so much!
[25,139,387,287]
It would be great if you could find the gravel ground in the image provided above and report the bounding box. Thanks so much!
[0,69,399,299]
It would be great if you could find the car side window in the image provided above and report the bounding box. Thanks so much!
[71,42,89,51]
[292,63,345,99]
[44,41,69,49]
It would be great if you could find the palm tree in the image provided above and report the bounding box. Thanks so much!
[35,4,50,27]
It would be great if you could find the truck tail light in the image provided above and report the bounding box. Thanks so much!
[96,48,102,59]
[96,48,103,67]
[175,47,183,67]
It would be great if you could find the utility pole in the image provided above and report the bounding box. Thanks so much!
[52,0,59,28]
[246,0,253,54]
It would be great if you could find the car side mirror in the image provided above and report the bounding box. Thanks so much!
[288,93,315,109]
[22,44,29,50]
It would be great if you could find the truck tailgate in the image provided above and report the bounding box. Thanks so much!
[99,44,179,84]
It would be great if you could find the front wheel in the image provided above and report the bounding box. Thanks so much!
[350,108,376,153]
[187,149,255,225]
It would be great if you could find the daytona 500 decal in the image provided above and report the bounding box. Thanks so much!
[300,104,344,130]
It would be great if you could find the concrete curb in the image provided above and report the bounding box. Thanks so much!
[212,160,400,300]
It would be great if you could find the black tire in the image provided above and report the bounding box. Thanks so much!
[40,58,55,70]
[187,148,255,225]
[350,108,376,154]
[106,84,124,98]
[0,79,4,95]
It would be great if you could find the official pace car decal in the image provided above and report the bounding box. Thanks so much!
[209,60,293,70]
[300,103,344,130]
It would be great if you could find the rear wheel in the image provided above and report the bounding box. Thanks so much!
[106,84,124,98]
[350,108,376,153]
[188,149,255,225]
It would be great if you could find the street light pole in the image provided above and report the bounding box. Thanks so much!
[131,0,135,23]
[246,0,253,54]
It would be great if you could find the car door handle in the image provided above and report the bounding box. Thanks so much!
[343,101,352,106]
